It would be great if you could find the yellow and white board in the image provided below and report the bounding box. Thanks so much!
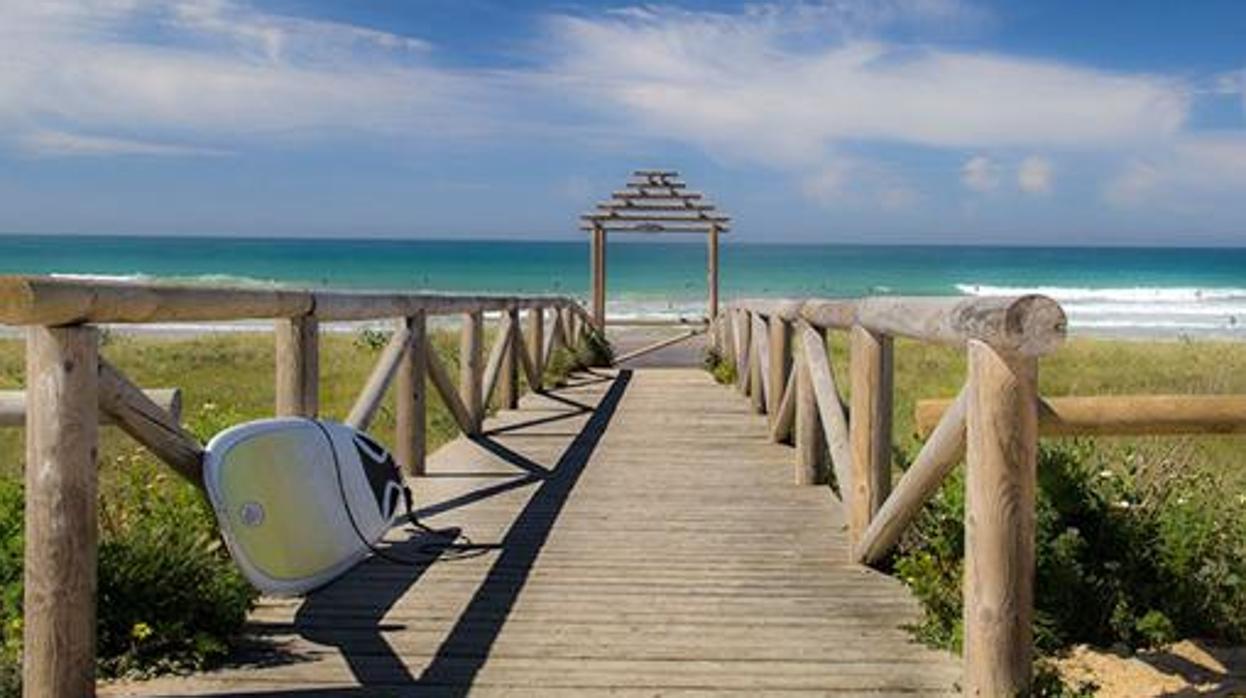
[203,418,405,596]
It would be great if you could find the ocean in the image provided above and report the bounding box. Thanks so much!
[2,235,1244,339]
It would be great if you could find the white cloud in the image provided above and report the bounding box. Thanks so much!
[1017,156,1053,194]
[0,0,491,154]
[18,130,231,157]
[961,155,999,191]
[545,5,1188,169]
[1106,134,1246,206]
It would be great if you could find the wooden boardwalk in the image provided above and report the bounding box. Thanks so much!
[106,368,959,696]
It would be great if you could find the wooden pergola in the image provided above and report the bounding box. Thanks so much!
[580,170,730,329]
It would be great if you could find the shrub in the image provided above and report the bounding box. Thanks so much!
[0,457,258,694]
[575,326,614,368]
[894,441,1246,658]
[702,347,737,385]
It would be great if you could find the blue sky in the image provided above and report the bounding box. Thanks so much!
[1,0,1244,244]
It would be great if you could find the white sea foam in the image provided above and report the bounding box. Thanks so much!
[50,272,288,288]
[955,284,1246,338]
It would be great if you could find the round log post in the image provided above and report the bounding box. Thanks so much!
[24,325,99,697]
[748,314,766,414]
[849,325,893,551]
[707,225,720,330]
[735,307,751,395]
[527,307,545,385]
[767,316,792,418]
[963,339,1038,697]
[395,313,427,476]
[499,307,520,409]
[591,226,606,329]
[794,355,828,485]
[275,316,319,417]
[460,310,484,434]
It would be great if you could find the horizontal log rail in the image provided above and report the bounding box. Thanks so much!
[728,294,1063,696]
[1,275,589,698]
[917,393,1246,437]
[0,275,575,326]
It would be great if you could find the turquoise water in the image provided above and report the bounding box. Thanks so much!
[2,235,1244,336]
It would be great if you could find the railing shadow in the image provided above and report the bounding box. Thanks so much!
[280,369,631,691]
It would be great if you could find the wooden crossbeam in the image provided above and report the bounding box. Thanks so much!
[579,223,729,233]
[626,181,686,190]
[581,213,730,224]
[611,191,703,200]
[632,169,677,177]
[596,202,716,212]
[346,323,413,431]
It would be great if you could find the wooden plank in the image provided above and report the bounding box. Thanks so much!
[917,393,1246,438]
[591,227,606,329]
[25,325,98,698]
[856,388,968,565]
[97,360,203,486]
[395,313,427,476]
[964,340,1038,696]
[769,367,796,444]
[482,313,514,409]
[461,311,484,434]
[345,322,413,431]
[108,368,959,696]
[426,348,475,435]
[849,325,893,552]
[733,308,751,395]
[0,388,179,427]
[798,321,853,498]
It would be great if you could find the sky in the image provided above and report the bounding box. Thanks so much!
[1,0,1244,245]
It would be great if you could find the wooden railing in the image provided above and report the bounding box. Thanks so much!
[721,294,1246,696]
[0,275,593,698]
[723,295,1065,696]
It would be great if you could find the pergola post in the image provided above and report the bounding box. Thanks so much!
[591,224,606,330]
[708,224,720,322]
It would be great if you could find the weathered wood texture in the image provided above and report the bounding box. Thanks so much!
[797,322,853,496]
[97,360,203,486]
[275,316,318,417]
[526,308,545,382]
[345,323,413,432]
[732,295,1066,357]
[767,317,792,417]
[856,388,968,565]
[394,314,427,476]
[499,309,521,409]
[461,311,484,435]
[0,387,179,427]
[917,393,1246,438]
[849,326,893,551]
[105,368,958,696]
[963,342,1038,696]
[25,326,99,698]
[0,275,572,325]
[794,357,828,485]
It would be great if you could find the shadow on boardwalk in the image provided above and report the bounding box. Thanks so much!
[281,370,633,693]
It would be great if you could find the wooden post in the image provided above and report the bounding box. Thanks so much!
[460,310,484,434]
[849,325,893,551]
[527,307,545,383]
[591,225,606,329]
[708,225,720,329]
[499,307,520,409]
[964,340,1038,697]
[735,308,751,395]
[766,316,792,417]
[24,325,99,697]
[275,316,318,417]
[748,314,765,414]
[395,313,427,476]
[795,340,827,485]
